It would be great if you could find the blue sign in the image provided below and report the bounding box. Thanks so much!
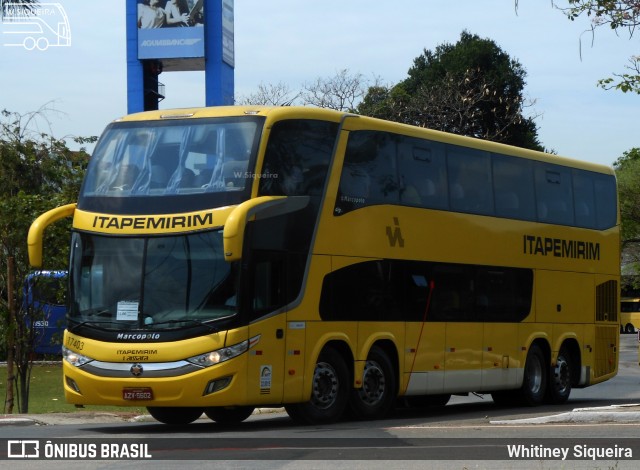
[137,0,205,60]
[138,26,204,59]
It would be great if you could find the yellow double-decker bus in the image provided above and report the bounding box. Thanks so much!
[620,298,640,334]
[28,106,620,425]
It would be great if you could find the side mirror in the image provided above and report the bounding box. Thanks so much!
[223,196,309,261]
[28,204,76,268]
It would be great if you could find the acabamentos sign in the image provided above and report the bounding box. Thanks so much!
[138,26,204,59]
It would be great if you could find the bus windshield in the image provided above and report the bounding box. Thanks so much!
[69,230,237,331]
[79,116,263,214]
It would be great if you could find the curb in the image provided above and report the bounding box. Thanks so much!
[0,407,286,426]
[490,404,640,425]
[3,405,640,427]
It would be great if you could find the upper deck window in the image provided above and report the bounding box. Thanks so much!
[335,129,617,230]
[79,116,264,214]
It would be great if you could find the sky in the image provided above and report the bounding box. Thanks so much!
[1,0,639,167]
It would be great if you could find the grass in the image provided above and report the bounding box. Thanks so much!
[1,363,146,415]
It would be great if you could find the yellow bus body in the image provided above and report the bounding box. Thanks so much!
[31,106,619,422]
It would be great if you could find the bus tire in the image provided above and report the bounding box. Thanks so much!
[625,323,635,334]
[520,343,547,406]
[348,346,397,420]
[146,406,203,425]
[284,347,349,425]
[546,346,572,404]
[204,406,255,424]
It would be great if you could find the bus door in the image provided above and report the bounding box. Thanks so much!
[245,250,288,404]
[402,268,446,396]
[481,322,519,391]
[433,265,484,392]
[479,266,531,391]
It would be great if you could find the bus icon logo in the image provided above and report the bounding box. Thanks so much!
[1,2,71,50]
[7,440,40,458]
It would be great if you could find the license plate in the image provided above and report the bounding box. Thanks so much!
[122,387,153,401]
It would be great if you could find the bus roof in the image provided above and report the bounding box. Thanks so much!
[113,106,615,176]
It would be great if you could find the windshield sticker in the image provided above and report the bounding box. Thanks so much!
[116,301,139,321]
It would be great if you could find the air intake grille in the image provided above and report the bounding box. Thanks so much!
[595,280,618,322]
[594,325,618,378]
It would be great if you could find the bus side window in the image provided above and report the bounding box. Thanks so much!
[259,120,337,197]
[335,131,399,214]
[594,174,617,229]
[492,153,535,220]
[534,163,574,225]
[447,146,493,216]
[398,138,448,210]
[340,165,370,199]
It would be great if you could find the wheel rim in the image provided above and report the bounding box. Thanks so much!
[311,361,339,410]
[552,356,570,394]
[527,355,543,394]
[358,360,386,406]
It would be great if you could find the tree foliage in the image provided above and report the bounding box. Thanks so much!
[614,147,640,244]
[300,69,375,112]
[236,69,377,112]
[236,82,300,106]
[534,1,640,93]
[613,147,640,287]
[357,31,543,151]
[0,106,94,412]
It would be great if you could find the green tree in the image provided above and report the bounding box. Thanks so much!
[614,148,640,286]
[357,31,544,151]
[531,1,640,93]
[0,106,93,413]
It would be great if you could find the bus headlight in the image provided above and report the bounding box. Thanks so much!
[187,335,260,368]
[62,346,94,367]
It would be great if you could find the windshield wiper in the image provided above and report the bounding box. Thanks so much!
[82,308,112,317]
[146,318,219,332]
[68,320,124,333]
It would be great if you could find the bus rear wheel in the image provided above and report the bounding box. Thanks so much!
[625,323,635,334]
[348,346,396,420]
[285,347,349,425]
[146,406,203,425]
[204,406,255,424]
[520,343,548,406]
[546,347,572,404]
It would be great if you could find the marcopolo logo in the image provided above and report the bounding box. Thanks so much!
[1,1,71,50]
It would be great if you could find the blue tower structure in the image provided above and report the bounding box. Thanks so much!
[126,0,234,113]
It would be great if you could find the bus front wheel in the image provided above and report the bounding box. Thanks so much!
[146,406,203,425]
[205,406,255,424]
[285,347,349,425]
[348,346,397,420]
[520,343,548,406]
